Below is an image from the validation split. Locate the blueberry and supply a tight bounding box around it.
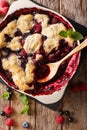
[65,111,70,116]
[58,110,65,115]
[68,116,73,122]
[6,87,12,92]
[22,121,29,128]
[0,111,6,116]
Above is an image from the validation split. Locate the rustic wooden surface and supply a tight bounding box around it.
[0,0,87,130]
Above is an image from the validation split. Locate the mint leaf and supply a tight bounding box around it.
[69,31,83,40]
[1,92,10,99]
[59,30,67,37]
[20,105,28,114]
[59,29,83,40]
[19,94,28,105]
[19,94,31,115]
[67,29,73,35]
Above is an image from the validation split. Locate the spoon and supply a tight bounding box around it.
[37,39,87,83]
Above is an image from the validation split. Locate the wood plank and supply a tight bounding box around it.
[0,83,9,130]
[35,103,62,130]
[33,0,60,12]
[62,89,87,130]
[11,91,36,130]
[61,0,87,26]
[60,0,87,130]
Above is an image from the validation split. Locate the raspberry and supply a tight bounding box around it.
[55,115,64,124]
[4,106,13,115]
[1,6,9,15]
[0,0,9,8]
[0,9,3,15]
[79,83,87,91]
[5,118,14,126]
[70,85,79,92]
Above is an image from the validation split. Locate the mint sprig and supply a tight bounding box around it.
[1,92,11,99]
[19,94,31,115]
[59,30,67,38]
[59,29,83,40]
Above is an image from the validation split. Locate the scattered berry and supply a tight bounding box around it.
[65,111,70,116]
[0,0,9,8]
[79,83,87,91]
[22,121,29,128]
[5,118,14,126]
[55,115,64,124]
[0,111,6,116]
[68,116,73,122]
[0,0,9,15]
[0,10,3,15]
[1,6,9,15]
[4,106,13,115]
[6,87,11,92]
[70,85,79,92]
[58,109,65,115]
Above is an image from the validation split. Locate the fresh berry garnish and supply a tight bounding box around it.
[5,118,14,126]
[79,83,87,91]
[70,85,79,92]
[0,0,9,8]
[55,115,64,124]
[6,87,12,92]
[22,121,29,128]
[1,6,9,15]
[58,109,65,115]
[4,106,13,115]
[68,116,73,122]
[65,111,70,116]
[0,111,6,116]
[0,9,3,15]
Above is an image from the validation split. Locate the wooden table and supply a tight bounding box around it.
[0,0,87,130]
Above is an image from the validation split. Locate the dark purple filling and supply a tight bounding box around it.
[0,8,79,95]
[36,65,50,80]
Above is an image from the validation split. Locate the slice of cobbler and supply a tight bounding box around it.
[0,8,79,95]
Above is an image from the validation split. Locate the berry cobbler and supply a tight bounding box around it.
[0,8,79,95]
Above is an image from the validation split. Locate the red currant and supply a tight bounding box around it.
[5,118,14,126]
[55,115,64,124]
[4,106,13,115]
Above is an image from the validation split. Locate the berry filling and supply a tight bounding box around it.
[0,8,80,95]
